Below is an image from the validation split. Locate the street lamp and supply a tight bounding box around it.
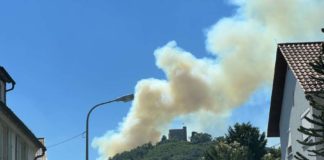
[85,94,134,160]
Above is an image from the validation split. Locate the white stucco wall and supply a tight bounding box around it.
[0,110,39,160]
[279,67,321,160]
[279,67,296,160]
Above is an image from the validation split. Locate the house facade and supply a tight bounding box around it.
[268,42,324,160]
[0,66,46,160]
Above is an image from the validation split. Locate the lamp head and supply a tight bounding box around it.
[115,94,134,102]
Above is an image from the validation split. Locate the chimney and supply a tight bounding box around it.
[0,66,15,104]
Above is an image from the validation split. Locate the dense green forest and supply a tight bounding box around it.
[110,123,280,160]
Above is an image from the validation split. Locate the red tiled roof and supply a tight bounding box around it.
[279,42,324,93]
[268,41,324,137]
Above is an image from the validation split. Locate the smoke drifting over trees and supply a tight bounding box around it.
[93,0,324,159]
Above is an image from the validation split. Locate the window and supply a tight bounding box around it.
[3,126,8,160]
[21,142,27,160]
[8,129,13,160]
[0,123,9,160]
[0,124,3,160]
[15,135,29,160]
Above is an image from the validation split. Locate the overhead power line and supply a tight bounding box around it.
[47,131,85,149]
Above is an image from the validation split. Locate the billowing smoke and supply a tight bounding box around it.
[93,0,324,158]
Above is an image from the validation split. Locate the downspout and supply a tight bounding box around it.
[4,81,15,104]
[5,81,15,92]
[34,147,47,160]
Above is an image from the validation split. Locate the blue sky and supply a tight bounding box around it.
[0,1,278,159]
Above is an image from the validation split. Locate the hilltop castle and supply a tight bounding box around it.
[168,126,187,141]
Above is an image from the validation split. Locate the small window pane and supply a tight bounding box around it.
[0,124,3,160]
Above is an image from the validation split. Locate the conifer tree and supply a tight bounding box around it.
[295,52,324,159]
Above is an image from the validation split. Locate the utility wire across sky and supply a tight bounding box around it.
[47,131,86,149]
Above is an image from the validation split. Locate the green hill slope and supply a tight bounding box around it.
[111,140,212,160]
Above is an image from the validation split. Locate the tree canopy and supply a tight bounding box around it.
[204,140,249,160]
[225,122,267,160]
[190,132,212,144]
[295,54,324,159]
[110,123,277,160]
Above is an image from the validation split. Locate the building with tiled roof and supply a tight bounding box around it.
[268,41,323,160]
[0,66,46,160]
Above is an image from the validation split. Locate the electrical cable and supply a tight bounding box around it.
[47,131,86,149]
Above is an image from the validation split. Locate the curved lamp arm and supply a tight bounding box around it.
[86,94,134,160]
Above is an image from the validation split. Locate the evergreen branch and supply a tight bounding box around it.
[309,101,324,110]
[295,53,324,159]
[297,139,324,146]
[308,149,324,157]
[316,93,324,99]
[312,114,324,122]
[303,127,324,133]
[304,116,324,128]
[295,152,309,160]
[298,126,323,137]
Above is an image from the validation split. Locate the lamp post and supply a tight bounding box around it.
[85,94,134,160]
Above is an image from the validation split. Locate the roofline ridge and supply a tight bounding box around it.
[278,41,324,46]
[0,101,46,150]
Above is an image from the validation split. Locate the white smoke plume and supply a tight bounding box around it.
[93,0,324,158]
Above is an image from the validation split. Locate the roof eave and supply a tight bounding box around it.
[0,66,15,84]
[267,47,287,137]
[0,102,46,149]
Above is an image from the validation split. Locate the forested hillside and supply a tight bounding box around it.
[110,123,280,160]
